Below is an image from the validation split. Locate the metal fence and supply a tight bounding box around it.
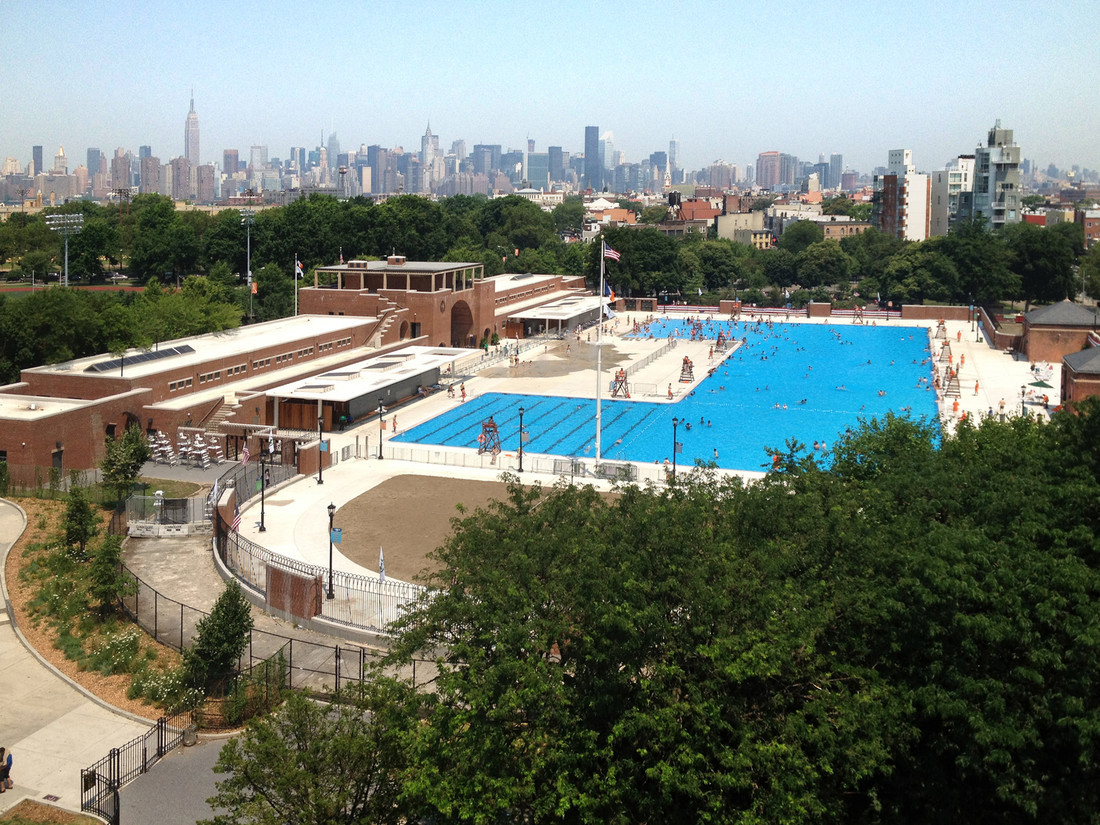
[80,711,191,825]
[118,563,435,697]
[221,459,298,508]
[126,494,210,525]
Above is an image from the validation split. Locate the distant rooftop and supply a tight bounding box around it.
[1025,301,1100,328]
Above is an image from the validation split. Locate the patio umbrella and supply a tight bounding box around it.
[1029,380,1053,389]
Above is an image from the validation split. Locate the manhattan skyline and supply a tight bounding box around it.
[3,0,1098,176]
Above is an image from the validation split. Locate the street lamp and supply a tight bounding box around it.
[317,416,325,485]
[241,208,255,321]
[258,447,267,532]
[377,399,385,460]
[671,417,679,484]
[1021,385,1026,417]
[45,213,84,287]
[518,407,525,473]
[326,502,336,599]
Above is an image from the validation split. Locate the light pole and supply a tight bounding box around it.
[1020,385,1026,417]
[518,407,525,473]
[258,447,267,532]
[241,208,255,320]
[317,416,325,485]
[671,417,679,484]
[326,502,336,599]
[45,213,84,287]
[377,399,385,460]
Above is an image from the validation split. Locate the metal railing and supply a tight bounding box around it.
[80,711,192,825]
[127,494,210,525]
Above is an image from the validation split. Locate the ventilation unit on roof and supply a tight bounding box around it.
[387,255,407,266]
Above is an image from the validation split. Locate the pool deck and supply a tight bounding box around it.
[232,309,1053,582]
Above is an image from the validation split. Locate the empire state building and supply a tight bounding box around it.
[184,91,200,167]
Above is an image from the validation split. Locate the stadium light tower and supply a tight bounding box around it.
[45,213,84,287]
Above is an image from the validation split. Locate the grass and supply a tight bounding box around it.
[136,477,203,498]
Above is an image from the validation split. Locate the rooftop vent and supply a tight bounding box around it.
[387,255,407,266]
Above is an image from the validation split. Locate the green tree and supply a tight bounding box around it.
[202,687,408,825]
[881,240,960,304]
[795,239,851,287]
[776,219,824,255]
[184,579,254,692]
[63,486,99,559]
[1005,221,1077,308]
[939,217,1017,304]
[551,197,586,233]
[100,425,151,505]
[640,204,670,224]
[1079,241,1100,300]
[88,533,135,615]
[252,263,294,322]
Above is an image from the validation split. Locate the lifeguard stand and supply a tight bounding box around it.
[938,341,953,363]
[714,331,728,353]
[611,368,631,398]
[679,356,694,383]
[934,321,947,340]
[477,417,501,462]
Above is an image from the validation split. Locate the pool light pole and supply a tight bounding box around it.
[1020,385,1026,417]
[326,502,336,599]
[377,399,385,460]
[671,417,679,484]
[317,416,324,485]
[517,406,525,473]
[258,448,268,532]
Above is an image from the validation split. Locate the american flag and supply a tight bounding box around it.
[602,242,620,262]
[241,445,250,466]
[231,502,242,533]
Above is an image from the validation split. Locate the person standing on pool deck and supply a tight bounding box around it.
[461,384,467,403]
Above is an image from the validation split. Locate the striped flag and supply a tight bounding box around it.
[231,502,242,533]
[379,546,386,583]
[602,242,620,261]
[241,445,250,466]
[295,258,304,279]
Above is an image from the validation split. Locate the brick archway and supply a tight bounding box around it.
[451,300,473,347]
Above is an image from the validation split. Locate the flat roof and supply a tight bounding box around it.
[0,394,97,421]
[267,345,468,404]
[489,271,561,294]
[29,315,373,381]
[505,294,607,322]
[318,260,480,274]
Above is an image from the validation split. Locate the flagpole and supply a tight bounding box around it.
[294,254,299,316]
[595,246,604,467]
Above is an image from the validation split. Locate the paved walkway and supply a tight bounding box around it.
[0,499,149,817]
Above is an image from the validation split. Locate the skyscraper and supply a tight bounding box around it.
[756,151,780,188]
[224,149,239,175]
[32,145,43,176]
[184,91,200,168]
[548,146,564,182]
[87,148,103,176]
[829,153,843,191]
[584,126,600,190]
[968,121,1021,229]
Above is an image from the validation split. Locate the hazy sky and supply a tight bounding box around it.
[3,0,1097,176]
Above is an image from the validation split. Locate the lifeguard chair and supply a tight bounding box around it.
[679,356,694,383]
[714,331,728,353]
[477,417,502,463]
[611,368,631,398]
[934,320,947,340]
[938,341,953,363]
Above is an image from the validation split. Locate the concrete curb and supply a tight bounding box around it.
[0,497,176,728]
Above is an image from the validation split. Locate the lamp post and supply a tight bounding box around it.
[45,213,84,287]
[241,208,255,320]
[377,399,385,460]
[518,406,525,473]
[258,448,267,532]
[317,415,324,485]
[671,417,679,484]
[326,502,336,599]
[1021,385,1026,417]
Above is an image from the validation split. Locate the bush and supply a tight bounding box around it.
[184,580,254,692]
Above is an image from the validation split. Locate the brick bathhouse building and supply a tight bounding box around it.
[1021,301,1100,407]
[0,258,597,486]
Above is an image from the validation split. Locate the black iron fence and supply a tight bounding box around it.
[80,711,191,825]
[118,563,435,700]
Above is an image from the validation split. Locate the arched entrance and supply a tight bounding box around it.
[451,300,473,348]
[399,320,410,339]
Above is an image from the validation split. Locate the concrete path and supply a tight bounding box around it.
[0,498,150,816]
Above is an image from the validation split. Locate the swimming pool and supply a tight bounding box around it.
[393,321,939,472]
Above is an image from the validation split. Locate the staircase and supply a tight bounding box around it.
[204,400,241,437]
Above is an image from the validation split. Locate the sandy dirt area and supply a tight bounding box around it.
[332,475,514,584]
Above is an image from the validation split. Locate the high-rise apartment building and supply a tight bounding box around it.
[139,155,161,194]
[968,121,1021,230]
[170,156,190,200]
[184,92,200,169]
[584,126,601,190]
[929,155,975,236]
[872,149,930,241]
[110,149,132,190]
[224,149,239,175]
[756,151,780,188]
[525,152,549,189]
[548,146,564,182]
[86,148,103,176]
[779,153,799,186]
[196,164,216,203]
[32,146,43,176]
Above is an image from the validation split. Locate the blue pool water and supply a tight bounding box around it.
[393,321,939,472]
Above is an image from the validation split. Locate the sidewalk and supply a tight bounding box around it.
[0,499,149,816]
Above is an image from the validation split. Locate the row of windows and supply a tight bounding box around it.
[252,357,271,370]
[169,378,194,392]
[228,363,246,376]
[199,370,221,384]
[297,346,314,357]
[276,352,294,365]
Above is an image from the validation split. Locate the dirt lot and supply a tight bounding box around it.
[330,475,513,584]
